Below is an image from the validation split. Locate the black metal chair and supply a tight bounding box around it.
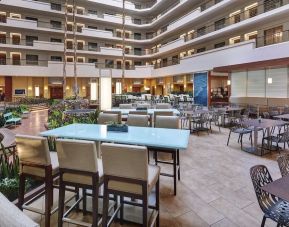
[227,123,252,149]
[277,154,289,177]
[250,165,289,227]
[262,129,289,153]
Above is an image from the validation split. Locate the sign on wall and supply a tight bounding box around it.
[194,72,208,106]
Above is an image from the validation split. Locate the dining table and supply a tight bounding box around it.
[214,107,244,127]
[262,175,289,203]
[242,119,286,156]
[40,123,190,195]
[106,108,180,116]
[274,114,289,121]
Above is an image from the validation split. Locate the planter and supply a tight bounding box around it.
[107,124,128,132]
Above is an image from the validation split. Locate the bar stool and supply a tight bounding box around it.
[56,139,104,227]
[16,135,59,227]
[101,143,160,227]
[127,114,149,127]
[154,115,180,195]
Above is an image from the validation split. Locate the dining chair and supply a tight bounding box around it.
[127,114,149,127]
[16,135,59,227]
[156,103,171,109]
[277,154,289,177]
[129,110,148,115]
[154,115,180,195]
[250,165,289,227]
[227,123,252,149]
[98,113,120,124]
[153,111,173,125]
[137,103,151,109]
[101,143,160,227]
[56,139,104,227]
[119,104,133,109]
[262,129,289,153]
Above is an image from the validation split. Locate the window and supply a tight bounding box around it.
[26,54,38,65]
[26,35,38,46]
[116,61,122,69]
[77,24,83,32]
[215,0,223,3]
[88,58,98,64]
[11,34,21,45]
[77,41,84,50]
[50,20,62,29]
[233,13,241,23]
[88,26,98,30]
[88,10,97,15]
[197,27,206,37]
[134,48,142,56]
[76,7,84,15]
[0,13,7,23]
[215,18,226,31]
[134,18,141,25]
[12,53,21,65]
[134,61,142,66]
[51,38,62,43]
[66,57,74,62]
[229,36,241,44]
[77,57,85,63]
[197,47,206,53]
[0,33,6,44]
[10,13,21,19]
[51,56,62,62]
[248,6,258,18]
[105,59,114,68]
[264,26,283,45]
[214,42,226,48]
[25,16,38,22]
[134,33,141,40]
[88,42,98,51]
[0,52,6,65]
[66,40,73,49]
[264,0,283,12]
[51,3,61,11]
[172,55,179,65]
[67,23,73,32]
[162,58,168,67]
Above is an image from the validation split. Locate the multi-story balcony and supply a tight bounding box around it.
[1,40,289,78]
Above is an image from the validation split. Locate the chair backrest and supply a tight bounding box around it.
[155,115,179,129]
[56,139,98,173]
[129,110,148,115]
[16,135,51,166]
[277,154,289,177]
[154,111,173,123]
[137,103,150,109]
[156,103,171,109]
[101,143,148,181]
[250,165,276,213]
[99,112,120,124]
[127,114,149,127]
[119,104,133,109]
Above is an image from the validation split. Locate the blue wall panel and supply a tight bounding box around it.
[194,72,208,106]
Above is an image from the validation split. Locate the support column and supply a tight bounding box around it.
[4,76,12,102]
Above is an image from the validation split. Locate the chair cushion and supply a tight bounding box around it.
[108,165,160,195]
[0,193,39,227]
[62,159,103,186]
[22,152,59,178]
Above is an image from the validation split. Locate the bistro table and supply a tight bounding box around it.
[215,107,244,127]
[40,123,190,195]
[242,119,286,155]
[274,114,289,121]
[262,175,289,203]
[182,110,212,133]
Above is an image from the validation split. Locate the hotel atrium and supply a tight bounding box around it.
[0,0,289,226]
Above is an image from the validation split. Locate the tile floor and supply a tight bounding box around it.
[11,110,284,227]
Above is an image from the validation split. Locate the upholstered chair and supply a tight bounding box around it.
[137,103,151,109]
[101,143,160,227]
[16,135,59,227]
[156,103,171,109]
[127,114,149,127]
[153,111,173,124]
[102,111,122,123]
[56,139,104,227]
[98,113,120,124]
[119,104,133,109]
[153,115,180,195]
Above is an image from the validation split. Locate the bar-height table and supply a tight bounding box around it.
[40,123,190,195]
[242,119,286,156]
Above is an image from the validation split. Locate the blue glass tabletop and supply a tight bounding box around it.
[106,109,180,115]
[40,123,190,150]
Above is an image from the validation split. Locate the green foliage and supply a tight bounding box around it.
[0,178,20,201]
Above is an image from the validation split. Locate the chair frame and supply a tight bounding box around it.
[102,174,160,227]
[18,161,59,227]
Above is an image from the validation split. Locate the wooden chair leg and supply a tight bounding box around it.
[58,177,65,227]
[92,185,99,227]
[173,151,177,196]
[45,171,53,227]
[227,131,231,146]
[156,179,160,227]
[102,179,109,227]
[142,188,148,227]
[18,173,25,210]
[83,188,87,215]
[177,149,180,181]
[120,196,124,225]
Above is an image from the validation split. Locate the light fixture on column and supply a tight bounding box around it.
[35,86,40,97]
[90,81,97,101]
[100,69,112,110]
[267,77,273,84]
[227,80,231,86]
[116,81,122,95]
